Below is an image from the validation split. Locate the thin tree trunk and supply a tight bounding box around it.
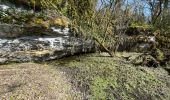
[93,37,114,57]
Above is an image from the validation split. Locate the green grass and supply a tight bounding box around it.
[49,53,170,100]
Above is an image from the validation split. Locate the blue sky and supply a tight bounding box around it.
[96,0,151,16]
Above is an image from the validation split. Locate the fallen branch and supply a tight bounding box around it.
[93,37,114,57]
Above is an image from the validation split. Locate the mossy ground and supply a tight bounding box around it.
[49,53,170,100]
[0,53,170,99]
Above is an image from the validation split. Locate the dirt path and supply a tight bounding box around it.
[0,63,81,100]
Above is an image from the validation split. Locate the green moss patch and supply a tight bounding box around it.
[49,53,170,100]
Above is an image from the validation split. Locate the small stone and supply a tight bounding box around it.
[0,58,8,64]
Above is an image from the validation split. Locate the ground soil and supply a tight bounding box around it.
[0,63,81,100]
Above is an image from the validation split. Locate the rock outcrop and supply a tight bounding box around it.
[0,4,95,64]
[0,23,71,38]
[0,24,95,64]
[0,36,95,64]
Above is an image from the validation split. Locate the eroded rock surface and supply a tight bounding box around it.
[0,35,95,64]
[0,24,71,38]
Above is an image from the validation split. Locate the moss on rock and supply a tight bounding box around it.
[0,7,70,29]
[50,16,70,28]
[1,0,63,10]
[29,16,70,29]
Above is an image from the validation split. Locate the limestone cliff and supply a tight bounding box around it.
[0,3,95,64]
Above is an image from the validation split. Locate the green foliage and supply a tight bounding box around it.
[67,0,95,20]
[9,96,13,100]
[130,22,153,29]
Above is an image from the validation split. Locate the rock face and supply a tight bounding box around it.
[0,24,24,38]
[0,23,71,38]
[0,23,95,64]
[115,35,157,52]
[0,3,96,64]
[1,0,43,10]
